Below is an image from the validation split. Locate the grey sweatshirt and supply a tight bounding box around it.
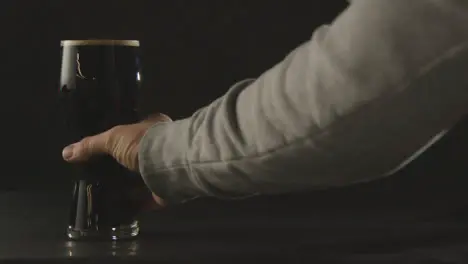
[139,0,468,205]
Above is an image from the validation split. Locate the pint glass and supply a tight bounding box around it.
[59,40,143,240]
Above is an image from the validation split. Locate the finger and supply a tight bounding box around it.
[141,199,161,212]
[152,193,166,207]
[141,194,165,211]
[62,132,110,162]
[127,188,162,212]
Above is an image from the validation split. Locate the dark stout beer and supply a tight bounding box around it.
[59,40,144,240]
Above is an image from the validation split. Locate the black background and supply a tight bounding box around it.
[0,1,348,190]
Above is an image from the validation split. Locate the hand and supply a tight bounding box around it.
[62,113,172,209]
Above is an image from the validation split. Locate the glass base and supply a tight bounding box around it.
[67,220,140,241]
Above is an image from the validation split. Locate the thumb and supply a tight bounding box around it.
[62,132,110,162]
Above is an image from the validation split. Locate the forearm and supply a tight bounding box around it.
[139,0,468,204]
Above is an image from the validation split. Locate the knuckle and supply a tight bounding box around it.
[106,127,121,145]
[161,113,172,121]
[80,137,92,147]
[108,125,121,134]
[113,125,125,130]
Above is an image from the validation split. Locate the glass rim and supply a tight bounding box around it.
[60,40,140,47]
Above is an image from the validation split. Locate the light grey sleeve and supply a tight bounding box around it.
[139,0,468,204]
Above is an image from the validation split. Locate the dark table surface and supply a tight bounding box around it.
[3,189,468,264]
[6,103,468,262]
